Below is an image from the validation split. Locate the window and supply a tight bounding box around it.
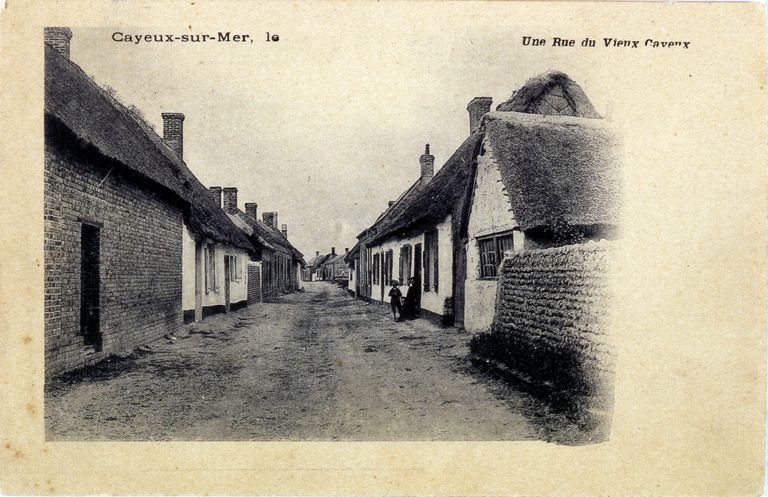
[225,255,242,282]
[385,250,393,285]
[399,245,411,283]
[205,243,217,293]
[423,229,439,292]
[478,232,514,278]
[373,253,380,284]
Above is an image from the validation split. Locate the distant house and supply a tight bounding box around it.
[346,70,620,329]
[43,28,252,375]
[222,192,305,300]
[317,248,349,282]
[304,251,330,281]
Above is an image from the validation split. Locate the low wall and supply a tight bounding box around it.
[476,241,616,410]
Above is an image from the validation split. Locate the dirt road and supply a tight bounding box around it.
[46,282,571,441]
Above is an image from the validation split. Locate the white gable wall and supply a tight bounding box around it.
[464,138,522,332]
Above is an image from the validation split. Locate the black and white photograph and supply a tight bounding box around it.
[1,2,766,495]
[43,25,621,445]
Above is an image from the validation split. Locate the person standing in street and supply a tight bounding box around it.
[389,280,403,322]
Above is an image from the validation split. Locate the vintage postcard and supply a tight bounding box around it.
[0,1,765,495]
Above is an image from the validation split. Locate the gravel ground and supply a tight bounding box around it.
[45,282,593,443]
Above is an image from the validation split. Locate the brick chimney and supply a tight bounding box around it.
[262,212,278,229]
[419,144,434,182]
[209,186,222,208]
[222,187,237,213]
[44,27,73,59]
[331,247,336,257]
[161,113,185,160]
[345,247,349,253]
[281,224,288,238]
[245,202,258,220]
[388,201,395,208]
[467,97,493,133]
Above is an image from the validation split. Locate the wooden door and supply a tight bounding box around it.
[80,223,101,349]
[224,256,231,312]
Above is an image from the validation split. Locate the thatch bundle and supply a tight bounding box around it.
[495,70,601,119]
[484,111,621,233]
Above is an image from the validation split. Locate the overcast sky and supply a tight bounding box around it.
[70,18,609,258]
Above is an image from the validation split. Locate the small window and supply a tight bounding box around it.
[478,232,514,278]
[205,243,217,293]
[373,253,380,284]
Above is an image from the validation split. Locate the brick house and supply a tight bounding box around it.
[44,28,252,376]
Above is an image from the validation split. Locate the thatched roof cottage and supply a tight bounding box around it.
[44,28,255,375]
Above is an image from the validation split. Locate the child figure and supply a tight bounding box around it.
[388,280,403,322]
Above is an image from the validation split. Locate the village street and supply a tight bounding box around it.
[45,282,579,442]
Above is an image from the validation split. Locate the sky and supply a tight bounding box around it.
[69,15,610,258]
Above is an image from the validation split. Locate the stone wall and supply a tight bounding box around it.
[488,241,616,396]
[44,137,184,377]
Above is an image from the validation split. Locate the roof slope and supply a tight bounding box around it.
[232,210,305,263]
[368,132,484,246]
[484,111,621,232]
[45,44,252,250]
[496,70,601,119]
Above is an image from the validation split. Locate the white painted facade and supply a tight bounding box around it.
[182,222,250,320]
[348,260,356,294]
[464,138,525,332]
[368,216,453,317]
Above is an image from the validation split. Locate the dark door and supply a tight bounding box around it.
[224,256,231,312]
[413,243,422,306]
[80,223,101,350]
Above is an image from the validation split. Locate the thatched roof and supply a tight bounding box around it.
[367,132,483,246]
[232,209,304,263]
[495,70,601,119]
[483,111,621,232]
[44,44,253,251]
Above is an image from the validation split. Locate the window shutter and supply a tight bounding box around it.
[433,230,439,293]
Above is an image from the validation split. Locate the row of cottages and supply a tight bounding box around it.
[303,252,329,281]
[218,189,305,299]
[345,70,620,331]
[301,248,349,282]
[43,28,292,376]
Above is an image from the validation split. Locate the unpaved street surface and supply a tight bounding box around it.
[47,282,570,441]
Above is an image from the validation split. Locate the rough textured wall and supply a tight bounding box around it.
[490,241,616,393]
[44,141,183,377]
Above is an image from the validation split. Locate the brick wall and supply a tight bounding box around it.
[44,136,184,377]
[488,241,616,397]
[247,263,262,305]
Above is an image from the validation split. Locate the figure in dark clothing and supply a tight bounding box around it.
[403,277,421,319]
[388,280,403,321]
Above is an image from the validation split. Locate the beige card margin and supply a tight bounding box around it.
[1,1,766,495]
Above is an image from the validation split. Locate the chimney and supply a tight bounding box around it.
[209,186,222,208]
[281,224,288,238]
[345,248,349,253]
[262,212,278,229]
[316,251,320,257]
[161,113,185,159]
[44,27,73,59]
[467,97,493,134]
[419,144,434,182]
[222,187,238,213]
[331,247,336,257]
[245,202,258,220]
[388,201,395,208]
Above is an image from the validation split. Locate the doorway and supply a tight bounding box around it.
[80,223,101,350]
[224,255,231,312]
